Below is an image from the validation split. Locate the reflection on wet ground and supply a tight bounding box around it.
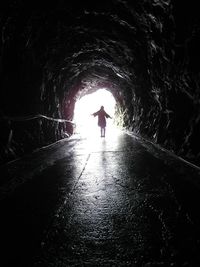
[0,131,200,266]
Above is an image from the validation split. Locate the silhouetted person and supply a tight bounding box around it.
[92,106,112,137]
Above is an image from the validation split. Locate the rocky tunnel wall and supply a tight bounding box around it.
[0,0,199,166]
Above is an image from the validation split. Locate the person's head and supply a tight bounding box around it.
[100,106,104,110]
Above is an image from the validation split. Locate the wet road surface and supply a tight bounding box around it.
[1,131,200,266]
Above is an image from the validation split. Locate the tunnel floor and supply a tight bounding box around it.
[0,131,200,266]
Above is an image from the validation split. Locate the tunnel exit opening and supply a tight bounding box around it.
[74,89,118,137]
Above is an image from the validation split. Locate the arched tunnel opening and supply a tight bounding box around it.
[73,88,117,137]
[1,1,200,266]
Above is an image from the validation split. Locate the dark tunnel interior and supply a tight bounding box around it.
[0,0,200,166]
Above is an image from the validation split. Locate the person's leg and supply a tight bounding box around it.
[101,127,103,137]
[103,127,105,137]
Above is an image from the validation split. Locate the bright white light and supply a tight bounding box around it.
[74,89,117,137]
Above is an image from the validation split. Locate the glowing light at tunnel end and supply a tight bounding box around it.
[74,89,119,137]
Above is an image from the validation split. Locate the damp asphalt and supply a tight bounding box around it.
[0,130,200,266]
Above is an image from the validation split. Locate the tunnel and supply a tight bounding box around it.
[0,0,199,165]
[0,0,200,266]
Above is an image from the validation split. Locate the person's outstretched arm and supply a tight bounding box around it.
[92,111,99,117]
[105,112,112,119]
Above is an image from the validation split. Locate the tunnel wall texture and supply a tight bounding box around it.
[0,0,200,166]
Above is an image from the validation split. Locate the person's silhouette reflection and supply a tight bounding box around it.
[92,106,112,137]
